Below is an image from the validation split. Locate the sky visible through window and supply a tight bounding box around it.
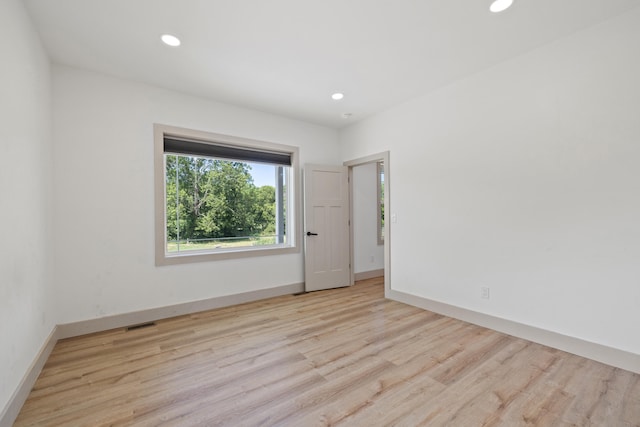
[250,162,277,187]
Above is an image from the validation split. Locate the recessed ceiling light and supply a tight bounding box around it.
[161,34,181,47]
[342,113,353,119]
[331,93,344,101]
[490,0,513,13]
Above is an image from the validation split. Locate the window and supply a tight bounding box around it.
[377,161,385,245]
[154,124,300,265]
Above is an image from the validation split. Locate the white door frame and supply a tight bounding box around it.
[344,151,391,296]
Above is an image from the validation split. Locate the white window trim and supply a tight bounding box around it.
[154,124,301,266]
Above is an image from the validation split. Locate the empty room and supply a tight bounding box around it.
[2,0,640,425]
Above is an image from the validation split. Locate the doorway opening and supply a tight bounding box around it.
[345,152,390,296]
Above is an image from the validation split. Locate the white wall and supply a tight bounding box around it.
[339,8,640,356]
[52,65,340,324]
[352,163,384,274]
[0,0,54,413]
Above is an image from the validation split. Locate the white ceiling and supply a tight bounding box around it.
[25,0,640,128]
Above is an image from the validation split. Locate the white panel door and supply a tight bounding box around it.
[304,164,350,292]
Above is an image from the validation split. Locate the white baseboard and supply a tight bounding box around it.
[387,289,640,375]
[58,282,304,339]
[0,326,59,427]
[354,269,384,281]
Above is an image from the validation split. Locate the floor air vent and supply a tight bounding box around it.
[126,322,156,331]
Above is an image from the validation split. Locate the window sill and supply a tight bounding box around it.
[155,244,299,266]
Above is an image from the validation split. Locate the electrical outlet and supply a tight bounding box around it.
[370,255,375,263]
[480,286,490,299]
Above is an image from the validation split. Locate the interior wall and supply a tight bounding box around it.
[339,8,640,356]
[352,163,384,274]
[52,65,340,325]
[0,0,54,413]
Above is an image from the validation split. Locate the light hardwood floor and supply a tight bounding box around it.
[15,278,640,426]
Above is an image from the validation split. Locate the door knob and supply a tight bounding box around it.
[306,231,318,236]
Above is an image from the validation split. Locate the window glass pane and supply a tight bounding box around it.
[165,154,288,253]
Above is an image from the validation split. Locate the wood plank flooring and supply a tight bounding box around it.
[15,278,640,426]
